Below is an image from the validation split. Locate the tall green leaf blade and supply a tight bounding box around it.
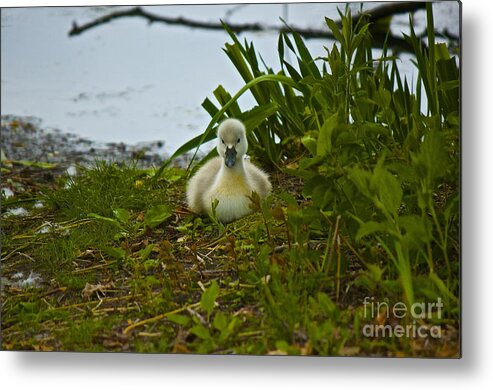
[213,85,242,117]
[325,17,346,50]
[240,103,278,131]
[200,280,219,316]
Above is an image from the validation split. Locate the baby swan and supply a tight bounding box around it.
[186,118,272,223]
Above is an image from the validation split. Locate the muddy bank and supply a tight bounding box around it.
[1,115,203,171]
[0,115,174,169]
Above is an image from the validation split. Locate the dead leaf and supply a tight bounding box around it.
[82,281,115,299]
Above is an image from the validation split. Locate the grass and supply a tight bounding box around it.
[1,5,460,356]
[1,157,458,356]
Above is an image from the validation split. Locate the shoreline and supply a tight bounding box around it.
[1,115,171,169]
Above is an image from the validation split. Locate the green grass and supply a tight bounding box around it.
[1,159,458,356]
[44,160,172,219]
[1,5,459,356]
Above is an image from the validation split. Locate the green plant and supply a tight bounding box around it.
[175,3,459,330]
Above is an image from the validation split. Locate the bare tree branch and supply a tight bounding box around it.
[69,6,275,37]
[349,1,427,25]
[68,3,457,53]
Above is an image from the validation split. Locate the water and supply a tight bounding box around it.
[1,2,459,154]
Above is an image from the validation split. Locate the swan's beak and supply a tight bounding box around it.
[225,146,237,168]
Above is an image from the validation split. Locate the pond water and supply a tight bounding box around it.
[1,2,459,154]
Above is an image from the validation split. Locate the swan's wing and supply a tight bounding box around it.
[245,162,272,198]
[186,157,222,213]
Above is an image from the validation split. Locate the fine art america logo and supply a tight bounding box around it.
[362,296,443,339]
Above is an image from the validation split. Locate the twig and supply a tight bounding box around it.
[324,215,341,274]
[349,2,427,26]
[66,3,454,53]
[72,260,117,274]
[69,6,272,37]
[39,287,67,298]
[186,307,207,326]
[123,291,234,334]
[2,243,35,262]
[123,302,200,335]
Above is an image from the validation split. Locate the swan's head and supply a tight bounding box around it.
[216,118,248,168]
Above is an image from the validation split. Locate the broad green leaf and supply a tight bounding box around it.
[190,324,211,340]
[347,167,372,198]
[412,131,449,183]
[213,311,228,331]
[372,161,403,215]
[317,113,338,156]
[144,204,172,228]
[113,208,130,224]
[378,171,402,215]
[103,246,126,260]
[399,215,432,248]
[302,174,328,198]
[167,314,190,326]
[301,135,317,156]
[356,220,395,241]
[138,243,155,261]
[200,280,219,316]
[386,162,417,184]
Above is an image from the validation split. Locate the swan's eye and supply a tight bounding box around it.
[237,138,241,143]
[221,139,225,144]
